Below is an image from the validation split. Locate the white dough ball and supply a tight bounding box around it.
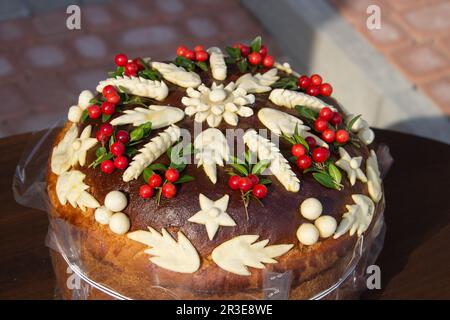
[104,191,128,212]
[109,212,130,235]
[314,215,337,238]
[78,90,94,110]
[94,206,113,225]
[358,128,375,145]
[300,198,323,220]
[67,106,82,122]
[296,223,319,246]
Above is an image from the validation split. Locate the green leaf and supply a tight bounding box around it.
[81,109,89,123]
[89,97,103,105]
[138,68,161,80]
[244,151,253,166]
[294,134,309,151]
[143,168,154,183]
[108,134,115,149]
[328,163,342,185]
[225,46,241,61]
[108,66,124,78]
[195,61,208,72]
[271,76,298,90]
[174,56,195,72]
[312,172,339,190]
[89,152,113,169]
[347,115,361,131]
[237,59,248,73]
[258,178,272,185]
[174,175,195,184]
[95,147,107,158]
[295,105,317,121]
[288,156,297,165]
[129,122,152,143]
[170,161,186,173]
[250,36,262,53]
[125,146,138,157]
[230,155,244,164]
[252,159,270,175]
[148,163,168,172]
[102,113,111,123]
[229,163,249,176]
[282,134,297,146]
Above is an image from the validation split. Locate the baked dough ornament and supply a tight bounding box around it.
[128,227,200,274]
[345,114,375,145]
[211,235,293,276]
[335,147,367,186]
[183,82,255,128]
[110,105,184,129]
[243,129,300,192]
[235,68,279,93]
[188,194,236,240]
[96,76,169,101]
[333,194,375,238]
[56,170,100,211]
[257,108,328,148]
[194,128,230,184]
[123,125,181,182]
[207,47,227,81]
[51,124,97,175]
[366,150,382,203]
[269,88,337,112]
[151,61,201,88]
[67,90,95,123]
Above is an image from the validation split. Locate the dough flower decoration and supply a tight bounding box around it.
[211,235,293,276]
[334,194,375,238]
[335,147,367,186]
[188,194,236,240]
[182,82,255,128]
[128,227,200,274]
[51,124,97,175]
[56,170,100,211]
[235,68,279,93]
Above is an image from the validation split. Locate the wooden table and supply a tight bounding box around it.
[0,129,449,299]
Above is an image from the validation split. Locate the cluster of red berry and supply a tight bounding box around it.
[87,85,120,120]
[314,107,349,144]
[139,168,179,200]
[228,174,268,199]
[176,45,209,62]
[292,136,330,171]
[297,74,333,97]
[114,53,145,77]
[99,130,130,174]
[233,43,274,68]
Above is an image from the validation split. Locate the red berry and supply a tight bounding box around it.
[88,105,101,119]
[114,53,128,67]
[310,74,323,86]
[312,147,330,163]
[99,123,114,137]
[259,45,268,58]
[336,130,349,144]
[262,55,274,68]
[307,85,320,96]
[101,160,115,174]
[115,130,130,144]
[139,185,154,199]
[297,75,311,90]
[248,52,262,65]
[184,50,195,60]
[238,177,253,192]
[162,183,177,198]
[148,174,163,188]
[165,168,180,183]
[133,58,145,71]
[322,129,336,143]
[252,184,268,199]
[110,141,125,157]
[314,118,328,132]
[240,44,250,57]
[296,155,312,170]
[291,144,306,157]
[248,174,259,186]
[319,107,333,121]
[195,50,208,62]
[176,45,187,57]
[101,102,115,115]
[305,136,317,149]
[124,61,138,76]
[319,83,333,97]
[102,85,116,97]
[106,92,120,104]
[330,112,342,126]
[114,155,128,170]
[96,130,108,143]
[228,175,240,190]
[194,45,204,52]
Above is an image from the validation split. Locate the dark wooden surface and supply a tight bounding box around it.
[0,129,449,300]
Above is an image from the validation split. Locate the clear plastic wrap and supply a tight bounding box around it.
[12,122,392,300]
